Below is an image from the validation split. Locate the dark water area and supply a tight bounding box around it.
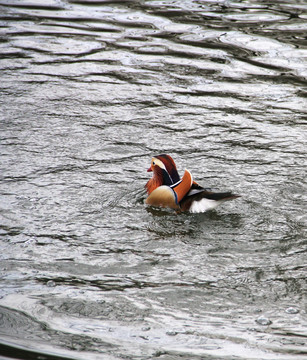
[0,0,306,359]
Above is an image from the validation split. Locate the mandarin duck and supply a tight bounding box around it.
[145,154,240,213]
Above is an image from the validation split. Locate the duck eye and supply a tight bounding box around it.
[152,161,155,165]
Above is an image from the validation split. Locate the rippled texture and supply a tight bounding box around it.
[0,0,306,359]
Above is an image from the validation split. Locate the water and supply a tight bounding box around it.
[0,0,306,359]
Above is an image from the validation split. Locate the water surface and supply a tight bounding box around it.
[0,0,306,359]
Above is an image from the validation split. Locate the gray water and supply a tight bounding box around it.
[0,0,306,359]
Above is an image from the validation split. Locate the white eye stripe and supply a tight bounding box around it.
[152,158,166,170]
[152,157,174,184]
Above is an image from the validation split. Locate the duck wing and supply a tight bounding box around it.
[170,169,193,203]
[180,184,240,213]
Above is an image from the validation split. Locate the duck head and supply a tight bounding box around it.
[145,154,180,194]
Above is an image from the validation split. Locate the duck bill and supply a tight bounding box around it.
[147,167,152,172]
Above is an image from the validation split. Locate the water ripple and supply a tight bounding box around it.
[0,0,306,359]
